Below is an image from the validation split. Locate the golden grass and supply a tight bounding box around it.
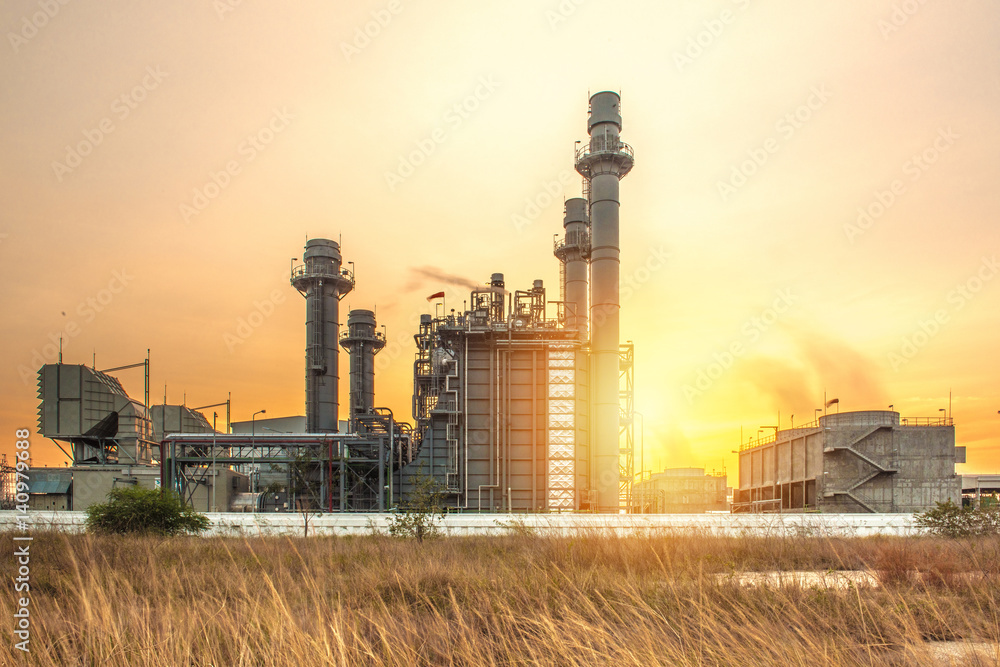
[2,530,999,665]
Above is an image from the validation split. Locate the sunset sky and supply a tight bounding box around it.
[2,0,998,486]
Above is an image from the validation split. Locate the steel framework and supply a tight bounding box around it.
[161,430,412,512]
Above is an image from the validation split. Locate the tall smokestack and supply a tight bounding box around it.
[291,238,354,432]
[339,308,385,420]
[575,91,634,512]
[554,198,589,338]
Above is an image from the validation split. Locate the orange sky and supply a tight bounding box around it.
[2,1,998,486]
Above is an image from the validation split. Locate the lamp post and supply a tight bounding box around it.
[814,408,822,423]
[634,411,645,481]
[939,408,946,425]
[212,411,217,513]
[252,409,266,494]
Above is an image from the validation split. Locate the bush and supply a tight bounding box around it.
[915,499,1000,538]
[387,467,445,543]
[85,486,210,536]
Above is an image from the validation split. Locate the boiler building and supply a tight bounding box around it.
[408,91,636,512]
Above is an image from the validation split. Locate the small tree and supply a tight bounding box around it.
[387,466,446,543]
[916,499,1000,538]
[85,486,210,536]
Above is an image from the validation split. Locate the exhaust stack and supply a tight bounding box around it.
[554,198,590,338]
[340,308,385,422]
[575,91,634,511]
[291,238,354,432]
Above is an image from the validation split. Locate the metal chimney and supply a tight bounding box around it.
[554,198,589,338]
[575,91,634,512]
[291,239,354,433]
[339,309,385,420]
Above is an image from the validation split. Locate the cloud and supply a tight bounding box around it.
[729,325,889,420]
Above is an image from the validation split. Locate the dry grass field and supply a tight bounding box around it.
[2,530,999,666]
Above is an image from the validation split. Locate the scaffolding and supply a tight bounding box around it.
[0,455,15,509]
[618,343,635,510]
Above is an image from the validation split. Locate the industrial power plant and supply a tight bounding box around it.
[26,92,965,515]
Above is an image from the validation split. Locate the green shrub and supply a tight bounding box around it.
[387,467,445,543]
[85,486,210,536]
[915,499,1000,538]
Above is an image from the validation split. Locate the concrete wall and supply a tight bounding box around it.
[28,493,69,511]
[3,510,927,537]
[73,466,161,509]
[67,465,248,512]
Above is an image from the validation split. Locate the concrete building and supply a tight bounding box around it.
[230,415,308,435]
[26,468,73,511]
[734,410,964,513]
[962,474,1000,508]
[633,467,728,513]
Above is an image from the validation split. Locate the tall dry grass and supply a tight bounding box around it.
[1,530,998,665]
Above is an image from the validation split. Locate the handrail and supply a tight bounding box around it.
[339,329,386,343]
[739,415,954,452]
[291,264,355,283]
[575,140,634,162]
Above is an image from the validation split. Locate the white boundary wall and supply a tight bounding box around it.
[0,511,922,537]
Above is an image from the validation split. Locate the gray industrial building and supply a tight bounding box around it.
[734,410,964,513]
[409,92,635,512]
[29,360,252,511]
[962,474,1000,508]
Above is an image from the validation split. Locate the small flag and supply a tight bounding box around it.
[826,398,839,407]
[427,291,445,301]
